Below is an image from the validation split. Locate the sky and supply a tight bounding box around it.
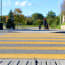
[1,0,63,16]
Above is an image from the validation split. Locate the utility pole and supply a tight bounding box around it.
[0,0,3,30]
[1,0,2,22]
[58,0,61,28]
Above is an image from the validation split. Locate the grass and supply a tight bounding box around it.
[56,25,61,29]
[49,24,61,29]
[19,25,44,27]
[62,22,65,25]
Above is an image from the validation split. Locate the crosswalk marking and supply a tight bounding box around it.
[0,54,64,59]
[0,42,65,44]
[0,47,65,50]
[0,33,65,37]
[0,37,65,39]
[0,32,65,59]
[0,38,65,40]
[1,36,65,38]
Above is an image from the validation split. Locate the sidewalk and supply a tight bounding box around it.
[0,29,65,33]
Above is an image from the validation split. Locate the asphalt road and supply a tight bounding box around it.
[0,31,65,59]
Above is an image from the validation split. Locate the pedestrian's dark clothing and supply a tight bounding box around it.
[35,60,38,65]
[39,24,41,30]
[43,20,47,27]
[43,19,49,29]
[47,24,48,29]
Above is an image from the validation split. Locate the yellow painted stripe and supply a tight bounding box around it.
[0,47,65,50]
[0,38,65,40]
[0,33,65,37]
[8,33,64,35]
[0,54,65,59]
[0,34,65,37]
[0,36,65,38]
[0,42,65,44]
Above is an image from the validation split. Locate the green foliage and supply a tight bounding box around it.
[32,13,44,25]
[6,10,15,29]
[62,22,65,25]
[2,16,6,23]
[2,9,60,29]
[14,15,25,24]
[0,16,6,23]
[56,25,61,29]
[14,8,22,15]
[47,17,54,25]
[47,11,60,28]
[26,17,33,25]
[55,16,60,25]
[6,19,15,29]
[35,19,43,25]
[8,10,14,20]
[14,8,25,25]
[47,11,56,18]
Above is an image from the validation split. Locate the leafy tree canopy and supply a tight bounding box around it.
[47,11,56,18]
[8,10,14,21]
[14,8,22,15]
[32,13,44,24]
[32,13,44,20]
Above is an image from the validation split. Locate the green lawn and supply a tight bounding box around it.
[62,22,65,25]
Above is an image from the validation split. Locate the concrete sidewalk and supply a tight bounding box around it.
[0,29,65,33]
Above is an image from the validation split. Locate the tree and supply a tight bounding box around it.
[26,17,33,25]
[55,16,60,25]
[8,10,14,21]
[14,8,22,15]
[46,11,58,28]
[6,10,15,29]
[32,13,44,25]
[14,8,25,25]
[47,11,56,18]
[35,19,43,25]
[2,16,6,23]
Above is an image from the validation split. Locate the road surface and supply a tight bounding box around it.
[0,31,65,59]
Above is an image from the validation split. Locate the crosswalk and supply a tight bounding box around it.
[0,32,65,59]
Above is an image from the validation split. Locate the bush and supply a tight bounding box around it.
[34,19,43,25]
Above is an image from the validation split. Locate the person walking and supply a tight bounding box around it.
[43,18,49,29]
[39,24,41,30]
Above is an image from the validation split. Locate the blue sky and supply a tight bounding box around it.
[2,0,63,16]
